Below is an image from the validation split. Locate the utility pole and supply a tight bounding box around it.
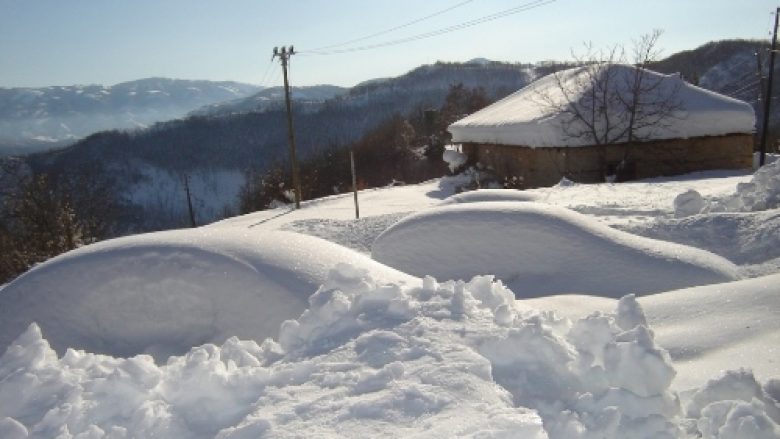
[759,8,779,167]
[350,150,359,219]
[183,173,197,227]
[272,46,302,208]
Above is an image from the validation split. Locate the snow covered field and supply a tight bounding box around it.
[1,158,779,438]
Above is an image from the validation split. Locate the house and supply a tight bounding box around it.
[447,64,755,187]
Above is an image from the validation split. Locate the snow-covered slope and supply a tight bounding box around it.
[1,159,779,438]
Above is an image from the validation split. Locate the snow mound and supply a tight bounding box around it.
[623,209,780,267]
[372,202,738,297]
[701,159,780,213]
[0,265,689,438]
[674,189,706,217]
[687,369,780,439]
[442,188,540,204]
[0,229,415,361]
[525,273,780,391]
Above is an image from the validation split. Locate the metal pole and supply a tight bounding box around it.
[759,8,779,167]
[273,46,302,208]
[350,149,359,219]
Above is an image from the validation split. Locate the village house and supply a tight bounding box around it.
[447,64,756,188]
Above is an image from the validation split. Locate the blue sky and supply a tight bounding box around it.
[0,0,777,88]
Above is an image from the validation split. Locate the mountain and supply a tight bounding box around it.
[651,39,766,104]
[9,39,776,235]
[190,85,348,117]
[0,78,261,155]
[340,61,533,109]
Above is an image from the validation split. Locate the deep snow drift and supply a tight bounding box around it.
[2,266,778,438]
[0,229,415,360]
[626,159,780,277]
[372,202,738,297]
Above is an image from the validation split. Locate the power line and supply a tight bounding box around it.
[723,78,761,98]
[300,0,556,56]
[307,0,475,53]
[268,63,284,87]
[257,60,276,88]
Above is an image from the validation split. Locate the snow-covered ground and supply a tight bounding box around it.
[1,158,779,438]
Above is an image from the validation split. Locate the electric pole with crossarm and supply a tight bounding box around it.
[272,45,302,209]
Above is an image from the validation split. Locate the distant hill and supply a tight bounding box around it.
[0,78,261,155]
[190,85,348,117]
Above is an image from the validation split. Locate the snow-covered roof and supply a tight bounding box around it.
[448,64,756,147]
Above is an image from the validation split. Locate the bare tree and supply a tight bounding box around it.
[536,31,683,149]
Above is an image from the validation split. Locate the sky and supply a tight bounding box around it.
[0,0,777,89]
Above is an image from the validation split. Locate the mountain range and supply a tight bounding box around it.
[0,78,261,155]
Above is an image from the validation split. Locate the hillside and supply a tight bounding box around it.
[190,85,348,117]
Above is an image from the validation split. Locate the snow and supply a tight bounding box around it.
[688,369,780,438]
[707,159,780,213]
[0,229,414,361]
[128,165,244,227]
[448,64,755,147]
[442,188,540,204]
[1,156,780,437]
[442,144,467,172]
[674,189,706,217]
[0,269,699,437]
[372,202,737,297]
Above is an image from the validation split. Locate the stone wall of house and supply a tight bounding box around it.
[462,133,753,188]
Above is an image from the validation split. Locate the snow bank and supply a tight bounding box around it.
[686,369,780,438]
[639,160,780,274]
[624,209,780,269]
[676,159,780,217]
[709,159,780,213]
[0,229,415,361]
[372,202,738,298]
[0,265,694,438]
[522,273,780,392]
[3,265,772,438]
[441,188,540,204]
